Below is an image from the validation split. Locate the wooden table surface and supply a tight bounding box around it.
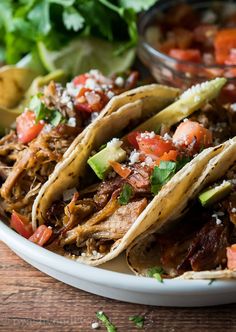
[1,241,236,332]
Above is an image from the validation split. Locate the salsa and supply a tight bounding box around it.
[147,2,236,67]
[145,2,236,101]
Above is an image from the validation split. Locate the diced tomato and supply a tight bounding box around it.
[127,131,140,149]
[137,133,174,157]
[225,50,236,65]
[75,88,108,113]
[214,29,236,64]
[227,244,236,270]
[73,74,88,85]
[10,211,33,238]
[16,111,44,144]
[204,67,224,79]
[169,49,201,63]
[173,120,212,153]
[155,150,178,166]
[75,102,93,113]
[29,225,53,247]
[109,161,131,179]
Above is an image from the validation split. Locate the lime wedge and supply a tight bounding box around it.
[38,37,136,76]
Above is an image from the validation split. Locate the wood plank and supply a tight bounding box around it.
[1,241,236,332]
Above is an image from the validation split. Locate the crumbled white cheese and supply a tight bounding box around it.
[85,91,101,105]
[216,219,222,225]
[66,82,81,97]
[67,101,73,110]
[140,131,155,139]
[61,90,71,104]
[145,156,153,166]
[89,69,100,78]
[107,138,122,148]
[85,78,101,91]
[43,124,53,133]
[129,149,140,164]
[163,133,172,140]
[231,103,236,112]
[92,250,98,256]
[216,211,225,217]
[212,213,222,225]
[81,252,86,257]
[67,117,76,127]
[115,76,124,87]
[91,322,100,329]
[91,112,99,122]
[107,90,115,99]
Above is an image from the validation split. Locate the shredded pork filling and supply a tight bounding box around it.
[56,168,150,256]
[154,168,236,277]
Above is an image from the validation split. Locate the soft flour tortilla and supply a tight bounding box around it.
[31,84,228,266]
[32,84,179,228]
[126,138,236,279]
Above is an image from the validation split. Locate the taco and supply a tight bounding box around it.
[1,70,178,223]
[126,138,236,280]
[30,78,232,264]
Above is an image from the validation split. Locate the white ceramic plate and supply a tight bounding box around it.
[1,220,236,307]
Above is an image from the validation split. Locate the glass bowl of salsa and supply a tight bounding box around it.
[138,0,236,102]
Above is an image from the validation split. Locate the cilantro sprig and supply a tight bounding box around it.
[30,94,64,127]
[148,267,165,283]
[150,161,177,195]
[129,315,145,329]
[96,311,117,332]
[118,183,133,205]
[150,157,191,195]
[0,0,157,64]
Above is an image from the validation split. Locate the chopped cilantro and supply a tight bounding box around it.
[29,94,64,127]
[96,311,117,332]
[176,156,191,171]
[129,315,145,329]
[118,183,133,205]
[50,110,63,126]
[150,161,177,195]
[148,267,165,283]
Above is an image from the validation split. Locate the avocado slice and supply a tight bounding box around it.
[198,180,232,207]
[88,143,126,180]
[136,77,227,131]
